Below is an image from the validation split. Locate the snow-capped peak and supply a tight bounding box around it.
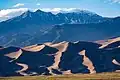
[21,10,32,18]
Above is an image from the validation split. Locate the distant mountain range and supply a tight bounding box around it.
[0,9,119,47]
[0,9,120,77]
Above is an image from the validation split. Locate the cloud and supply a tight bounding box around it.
[0,8,89,22]
[109,0,120,4]
[0,8,28,22]
[36,3,40,6]
[13,3,25,8]
[112,0,120,3]
[35,8,81,14]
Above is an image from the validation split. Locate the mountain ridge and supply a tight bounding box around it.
[0,9,120,47]
[1,9,105,24]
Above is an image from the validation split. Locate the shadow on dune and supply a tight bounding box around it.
[1,38,120,76]
[16,45,58,75]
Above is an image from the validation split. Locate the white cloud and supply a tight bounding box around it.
[34,8,81,14]
[36,3,40,6]
[109,0,120,3]
[13,3,25,8]
[0,8,28,22]
[0,8,89,22]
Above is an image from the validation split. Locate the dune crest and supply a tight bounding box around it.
[48,42,69,74]
[4,49,22,60]
[16,63,29,76]
[99,37,120,49]
[79,50,96,74]
[23,44,45,52]
[112,59,120,66]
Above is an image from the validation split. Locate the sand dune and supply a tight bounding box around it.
[1,37,120,76]
[62,70,72,74]
[112,59,120,66]
[79,50,96,74]
[47,41,69,74]
[4,49,22,60]
[16,63,28,76]
[23,44,45,52]
[98,37,120,49]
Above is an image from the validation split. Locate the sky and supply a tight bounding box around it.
[0,0,120,21]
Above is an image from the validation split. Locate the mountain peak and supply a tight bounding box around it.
[21,10,32,18]
[23,10,32,14]
[35,9,44,13]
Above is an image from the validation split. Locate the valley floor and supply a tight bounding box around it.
[1,72,120,80]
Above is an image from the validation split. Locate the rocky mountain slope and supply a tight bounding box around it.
[0,9,112,47]
[0,16,119,47]
[0,9,106,33]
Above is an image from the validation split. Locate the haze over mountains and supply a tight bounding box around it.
[0,9,119,47]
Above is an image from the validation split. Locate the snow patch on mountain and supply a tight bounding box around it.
[0,8,98,22]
